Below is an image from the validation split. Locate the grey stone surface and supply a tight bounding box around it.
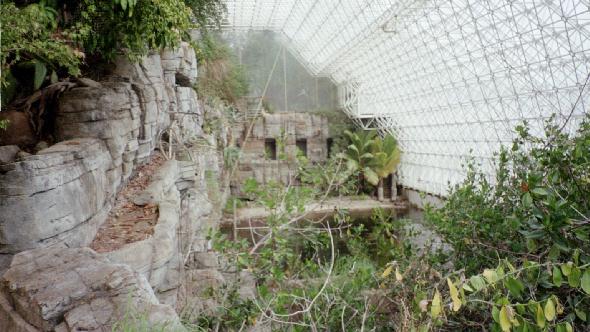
[0,138,111,254]
[112,53,171,150]
[0,145,20,164]
[56,82,141,180]
[75,77,103,89]
[234,112,330,190]
[0,247,185,332]
[33,141,49,153]
[0,47,215,317]
[105,160,202,305]
[15,151,31,160]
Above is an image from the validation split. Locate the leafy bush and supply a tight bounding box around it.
[418,115,590,331]
[1,0,225,97]
[427,116,590,275]
[1,1,81,98]
[205,181,409,330]
[297,154,360,197]
[73,0,194,61]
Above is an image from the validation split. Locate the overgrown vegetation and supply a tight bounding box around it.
[196,35,249,104]
[0,2,82,98]
[1,0,226,107]
[185,115,590,331]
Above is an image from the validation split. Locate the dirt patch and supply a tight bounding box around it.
[90,153,166,253]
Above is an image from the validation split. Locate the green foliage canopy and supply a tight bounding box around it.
[0,0,226,95]
[0,2,81,86]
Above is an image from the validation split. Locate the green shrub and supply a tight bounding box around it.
[1,1,81,97]
[1,0,225,94]
[419,115,590,331]
[73,0,193,62]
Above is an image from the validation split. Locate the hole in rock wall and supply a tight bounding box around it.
[296,139,307,157]
[265,138,277,160]
[327,138,334,157]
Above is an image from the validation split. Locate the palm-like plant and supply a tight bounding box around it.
[369,134,401,201]
[340,130,401,200]
[340,130,378,193]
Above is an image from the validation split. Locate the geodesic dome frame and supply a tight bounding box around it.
[222,0,590,196]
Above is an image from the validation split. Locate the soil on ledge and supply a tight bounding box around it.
[90,153,166,253]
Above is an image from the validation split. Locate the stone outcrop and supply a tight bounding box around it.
[0,42,202,258]
[0,145,20,164]
[56,82,142,192]
[0,138,111,255]
[0,247,185,332]
[105,160,212,306]
[0,40,214,330]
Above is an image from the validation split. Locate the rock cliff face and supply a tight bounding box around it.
[0,42,226,330]
[0,248,185,332]
[105,160,212,306]
[0,139,111,255]
[0,42,202,257]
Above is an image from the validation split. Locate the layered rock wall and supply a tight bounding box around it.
[0,42,221,331]
[0,248,185,332]
[0,139,111,254]
[105,160,213,306]
[0,42,201,258]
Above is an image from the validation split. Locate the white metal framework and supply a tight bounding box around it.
[223,0,590,196]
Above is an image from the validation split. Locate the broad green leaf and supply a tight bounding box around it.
[505,277,524,299]
[561,262,573,276]
[548,244,560,260]
[462,283,474,292]
[581,268,590,294]
[522,192,533,208]
[568,267,581,287]
[470,275,486,291]
[447,278,461,311]
[531,188,549,196]
[544,299,555,321]
[552,266,562,286]
[565,322,573,332]
[34,61,47,90]
[575,308,587,321]
[430,289,442,319]
[535,303,545,328]
[499,305,511,331]
[492,306,500,323]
